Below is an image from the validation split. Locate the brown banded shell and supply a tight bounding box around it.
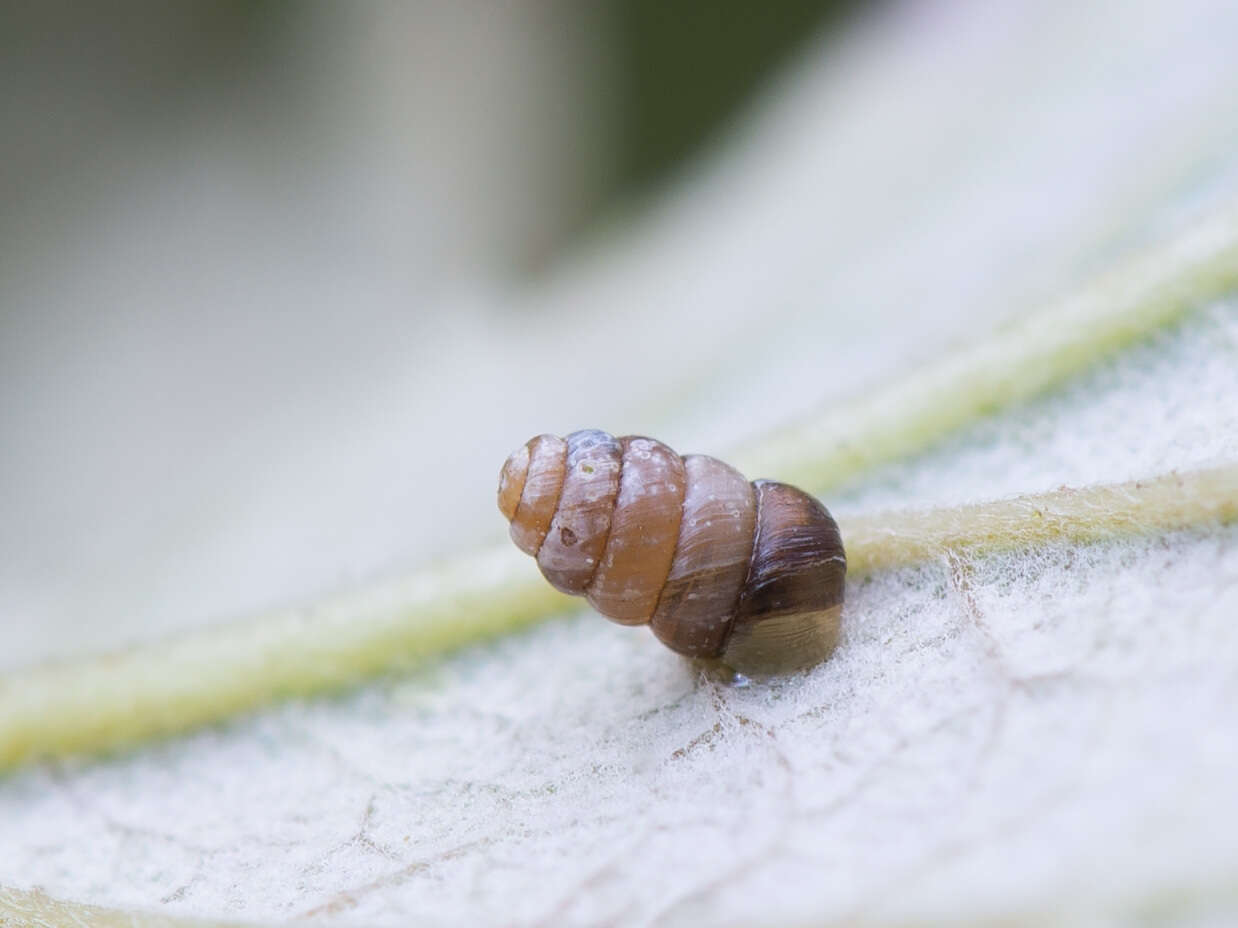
[498,430,846,674]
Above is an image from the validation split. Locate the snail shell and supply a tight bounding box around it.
[498,430,846,674]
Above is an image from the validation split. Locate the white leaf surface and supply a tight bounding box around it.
[4,0,1238,925]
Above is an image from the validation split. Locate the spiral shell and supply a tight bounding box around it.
[498,430,846,674]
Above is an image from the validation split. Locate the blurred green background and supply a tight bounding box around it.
[611,0,865,201]
[2,0,867,272]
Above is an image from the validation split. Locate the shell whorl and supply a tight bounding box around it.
[499,430,846,673]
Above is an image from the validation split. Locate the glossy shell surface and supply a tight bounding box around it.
[499,430,846,673]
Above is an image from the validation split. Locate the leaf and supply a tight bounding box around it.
[5,1,1238,925]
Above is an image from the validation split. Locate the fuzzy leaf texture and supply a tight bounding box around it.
[4,1,1238,925]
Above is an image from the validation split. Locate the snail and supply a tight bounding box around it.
[497,430,846,674]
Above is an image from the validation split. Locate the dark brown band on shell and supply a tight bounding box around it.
[722,480,846,673]
[537,429,623,594]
